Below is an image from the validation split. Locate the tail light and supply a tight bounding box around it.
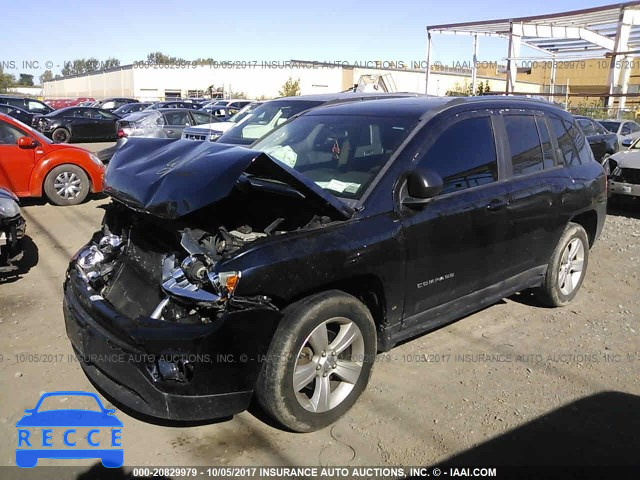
[117,129,127,138]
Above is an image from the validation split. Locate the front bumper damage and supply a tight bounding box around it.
[63,229,282,422]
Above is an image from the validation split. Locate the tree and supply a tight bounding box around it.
[0,67,16,92]
[40,69,54,84]
[85,57,100,72]
[146,52,185,64]
[103,57,120,69]
[445,80,472,96]
[60,57,122,77]
[18,74,34,86]
[279,77,301,97]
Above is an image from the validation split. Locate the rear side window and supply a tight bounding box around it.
[577,118,595,135]
[424,116,498,194]
[564,118,593,164]
[536,117,556,169]
[504,115,544,176]
[549,116,581,166]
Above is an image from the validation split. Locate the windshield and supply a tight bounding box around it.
[252,114,418,200]
[228,102,260,124]
[600,121,621,133]
[217,100,323,145]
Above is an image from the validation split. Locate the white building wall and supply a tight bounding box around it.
[42,65,541,100]
[131,66,345,100]
[43,68,134,99]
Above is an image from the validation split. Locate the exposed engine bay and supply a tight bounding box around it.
[73,191,333,324]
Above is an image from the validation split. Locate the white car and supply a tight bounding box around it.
[182,102,262,141]
[608,137,640,202]
[598,119,640,147]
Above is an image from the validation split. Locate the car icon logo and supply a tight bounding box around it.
[15,391,123,468]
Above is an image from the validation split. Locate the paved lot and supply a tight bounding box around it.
[1,173,639,471]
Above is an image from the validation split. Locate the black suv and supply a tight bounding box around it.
[63,97,606,432]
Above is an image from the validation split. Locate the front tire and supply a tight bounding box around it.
[44,165,90,206]
[536,222,589,307]
[256,290,377,432]
[52,127,71,143]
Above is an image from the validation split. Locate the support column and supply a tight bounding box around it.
[549,56,556,102]
[425,31,432,95]
[607,7,631,109]
[471,34,479,95]
[505,24,521,94]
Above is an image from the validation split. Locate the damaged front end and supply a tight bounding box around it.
[63,139,350,422]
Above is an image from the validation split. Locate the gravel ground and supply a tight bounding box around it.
[0,196,638,473]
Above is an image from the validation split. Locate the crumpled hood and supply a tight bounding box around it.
[104,138,354,220]
[610,149,640,168]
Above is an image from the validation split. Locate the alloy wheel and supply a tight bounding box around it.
[293,317,365,413]
[53,171,82,200]
[558,237,585,295]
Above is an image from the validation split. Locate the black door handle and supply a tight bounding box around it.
[486,199,508,211]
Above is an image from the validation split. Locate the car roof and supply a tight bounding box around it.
[0,103,28,112]
[155,107,195,113]
[299,95,568,119]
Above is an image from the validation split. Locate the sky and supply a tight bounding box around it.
[0,0,620,79]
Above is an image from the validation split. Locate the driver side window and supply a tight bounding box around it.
[421,115,498,195]
[0,122,24,145]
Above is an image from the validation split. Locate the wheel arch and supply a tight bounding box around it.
[276,274,389,350]
[29,154,100,197]
[570,210,598,247]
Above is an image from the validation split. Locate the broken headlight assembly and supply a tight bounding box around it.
[75,234,123,283]
[0,197,20,218]
[161,252,240,307]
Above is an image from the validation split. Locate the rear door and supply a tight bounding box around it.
[401,111,511,319]
[161,111,191,138]
[577,118,606,161]
[92,110,118,138]
[496,111,570,276]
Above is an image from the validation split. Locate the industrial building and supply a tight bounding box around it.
[42,60,541,101]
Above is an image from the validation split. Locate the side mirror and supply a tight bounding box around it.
[402,167,443,207]
[622,138,633,148]
[17,136,38,148]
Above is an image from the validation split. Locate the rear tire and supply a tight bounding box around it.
[536,222,589,307]
[44,165,90,206]
[256,290,377,432]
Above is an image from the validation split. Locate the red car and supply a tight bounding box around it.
[0,113,104,205]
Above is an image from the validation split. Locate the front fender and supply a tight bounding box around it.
[28,150,104,197]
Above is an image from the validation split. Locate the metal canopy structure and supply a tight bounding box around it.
[426,1,640,111]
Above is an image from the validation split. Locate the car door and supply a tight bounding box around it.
[93,110,118,139]
[68,109,92,139]
[577,118,606,161]
[627,121,640,140]
[496,112,571,277]
[0,120,36,195]
[401,111,511,321]
[161,111,191,138]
